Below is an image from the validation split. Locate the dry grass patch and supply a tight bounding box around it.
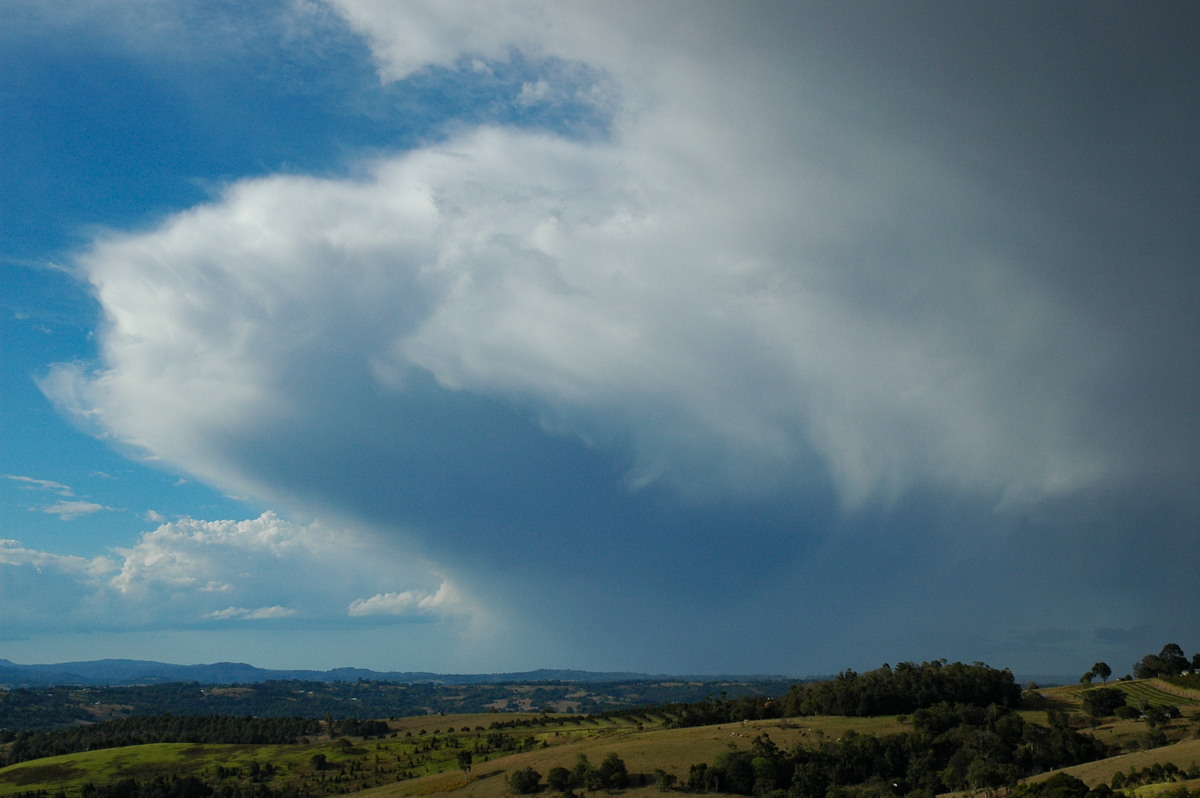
[348,716,909,798]
[1024,738,1200,788]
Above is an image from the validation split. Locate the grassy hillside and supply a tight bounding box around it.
[4,675,1200,798]
[353,715,909,798]
[0,712,904,797]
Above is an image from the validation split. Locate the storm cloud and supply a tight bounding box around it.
[25,1,1200,674]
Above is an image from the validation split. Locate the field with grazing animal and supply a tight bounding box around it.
[5,654,1200,798]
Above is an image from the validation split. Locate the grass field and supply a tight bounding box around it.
[0,741,317,794]
[1025,738,1200,789]
[351,714,910,798]
[0,712,909,797]
[4,680,1200,798]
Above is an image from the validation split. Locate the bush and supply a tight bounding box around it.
[598,753,629,789]
[547,767,572,791]
[511,766,542,794]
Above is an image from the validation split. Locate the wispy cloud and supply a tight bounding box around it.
[5,475,117,520]
[206,605,297,621]
[5,474,75,496]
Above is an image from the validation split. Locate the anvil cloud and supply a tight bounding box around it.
[3,0,1198,675]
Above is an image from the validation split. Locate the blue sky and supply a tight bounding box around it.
[2,0,1198,679]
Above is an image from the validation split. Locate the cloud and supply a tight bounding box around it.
[348,582,464,617]
[0,513,484,636]
[42,500,115,520]
[328,0,549,82]
[5,474,75,496]
[0,539,114,578]
[207,605,297,621]
[3,475,117,519]
[44,112,1108,514]
[24,2,1200,672]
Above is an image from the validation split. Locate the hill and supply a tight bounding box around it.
[0,676,796,732]
[0,658,789,689]
[4,660,1200,798]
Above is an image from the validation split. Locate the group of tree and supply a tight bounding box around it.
[648,661,1022,730]
[779,660,1022,717]
[334,717,389,738]
[510,753,631,794]
[687,701,1108,796]
[1132,644,1200,680]
[1079,662,1112,685]
[0,714,320,767]
[0,678,795,733]
[8,774,319,798]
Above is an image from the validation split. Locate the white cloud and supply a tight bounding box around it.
[348,581,465,617]
[0,539,114,579]
[33,5,1133,654]
[328,0,551,82]
[0,513,485,635]
[4,474,75,496]
[46,110,1107,511]
[43,500,114,520]
[207,605,297,621]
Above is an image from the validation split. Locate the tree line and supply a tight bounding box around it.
[0,678,793,732]
[631,661,1022,729]
[0,714,321,767]
[1132,644,1200,680]
[8,774,319,798]
[779,660,1022,717]
[687,701,1107,797]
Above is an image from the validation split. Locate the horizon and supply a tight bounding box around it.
[2,653,1091,686]
[2,1,1199,679]
[0,651,1134,688]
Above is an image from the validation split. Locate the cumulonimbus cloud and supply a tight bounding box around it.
[45,114,1108,514]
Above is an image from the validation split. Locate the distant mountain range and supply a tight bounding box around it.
[0,658,787,688]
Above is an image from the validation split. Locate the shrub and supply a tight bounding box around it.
[511,766,542,794]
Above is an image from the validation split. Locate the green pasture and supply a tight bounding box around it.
[5,686,1197,798]
[0,741,312,795]
[0,712,678,797]
[354,714,910,798]
[1114,680,1200,708]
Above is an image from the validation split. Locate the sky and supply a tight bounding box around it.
[1,0,1198,680]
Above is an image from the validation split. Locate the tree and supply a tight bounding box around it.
[1159,644,1188,675]
[1092,662,1112,684]
[547,767,572,792]
[1133,654,1165,680]
[1081,687,1126,718]
[653,769,678,791]
[457,750,473,774]
[510,766,542,794]
[571,754,592,787]
[598,753,629,790]
[1134,645,1191,679]
[1079,671,1094,686]
[1144,704,1180,728]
